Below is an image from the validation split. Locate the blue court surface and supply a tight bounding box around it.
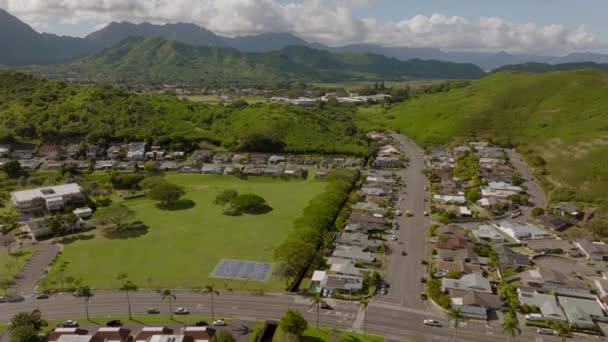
[211,259,272,281]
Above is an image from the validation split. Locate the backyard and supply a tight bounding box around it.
[43,173,326,291]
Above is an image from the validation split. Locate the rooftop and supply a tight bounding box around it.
[11,183,82,202]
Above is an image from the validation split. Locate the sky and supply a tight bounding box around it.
[1,0,606,54]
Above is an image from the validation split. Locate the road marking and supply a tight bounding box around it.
[370,301,433,316]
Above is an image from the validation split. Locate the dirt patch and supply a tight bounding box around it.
[191,184,210,190]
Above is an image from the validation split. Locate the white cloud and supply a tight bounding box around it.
[0,0,601,53]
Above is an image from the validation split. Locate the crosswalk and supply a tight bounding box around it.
[370,301,432,316]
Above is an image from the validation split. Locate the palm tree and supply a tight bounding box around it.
[161,289,176,320]
[117,273,138,320]
[202,284,220,320]
[309,294,327,331]
[74,285,93,320]
[448,308,463,342]
[360,299,369,340]
[551,322,571,342]
[501,312,521,342]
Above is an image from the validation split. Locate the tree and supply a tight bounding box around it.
[214,189,238,205]
[360,299,369,340]
[30,197,47,217]
[97,205,135,228]
[3,160,24,179]
[310,295,327,331]
[10,323,41,342]
[44,215,65,236]
[148,182,185,208]
[161,289,176,320]
[143,161,160,175]
[74,285,93,320]
[117,273,137,320]
[211,330,236,342]
[501,312,521,342]
[202,284,220,320]
[231,194,267,213]
[448,307,463,342]
[139,176,167,189]
[10,309,47,332]
[551,322,571,342]
[279,309,308,337]
[0,208,20,232]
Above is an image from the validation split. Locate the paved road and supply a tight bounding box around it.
[506,148,547,210]
[381,133,430,311]
[0,291,588,342]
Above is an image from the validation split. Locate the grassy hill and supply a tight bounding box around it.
[32,37,485,84]
[0,70,367,155]
[493,62,608,73]
[357,69,608,211]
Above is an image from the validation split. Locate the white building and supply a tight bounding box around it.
[494,221,553,242]
[11,183,83,212]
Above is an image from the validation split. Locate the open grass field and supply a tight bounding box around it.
[354,69,608,210]
[45,173,326,291]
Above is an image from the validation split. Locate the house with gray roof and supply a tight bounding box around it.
[338,232,382,252]
[441,272,492,293]
[517,288,567,322]
[576,239,608,261]
[201,164,225,174]
[557,296,607,327]
[332,245,376,264]
[321,274,363,293]
[472,225,505,243]
[450,289,502,320]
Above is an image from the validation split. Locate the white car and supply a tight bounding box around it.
[174,307,189,315]
[212,319,226,326]
[390,234,398,241]
[536,328,555,335]
[423,211,429,216]
[423,319,441,327]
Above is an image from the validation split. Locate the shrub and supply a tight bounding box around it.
[214,189,238,205]
[232,194,268,214]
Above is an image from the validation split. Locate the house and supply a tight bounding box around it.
[284,166,305,178]
[18,159,43,170]
[347,211,388,227]
[67,144,81,159]
[366,131,388,142]
[212,152,232,164]
[48,328,90,342]
[379,145,400,155]
[86,145,100,159]
[450,289,502,320]
[321,274,363,293]
[179,164,201,173]
[107,144,125,160]
[158,161,180,171]
[11,183,84,212]
[438,246,480,264]
[73,207,93,219]
[576,239,608,261]
[472,225,505,243]
[180,326,216,342]
[338,232,382,251]
[192,150,214,164]
[134,327,173,342]
[441,272,492,293]
[11,143,35,159]
[93,327,132,342]
[330,260,365,276]
[94,160,116,170]
[250,153,269,165]
[552,202,582,219]
[351,202,384,213]
[494,221,553,242]
[0,144,8,157]
[117,162,136,172]
[38,144,63,160]
[517,289,567,322]
[201,164,225,174]
[332,245,375,264]
[436,260,482,275]
[263,165,284,177]
[372,156,402,169]
[231,154,248,164]
[495,245,532,269]
[269,155,286,165]
[56,335,94,342]
[126,142,146,161]
[433,195,466,205]
[40,160,65,170]
[436,225,467,238]
[524,239,575,254]
[242,165,264,176]
[557,296,606,328]
[361,187,388,197]
[21,216,87,239]
[437,237,469,250]
[344,158,362,168]
[310,270,327,293]
[315,169,330,178]
[145,150,165,160]
[537,215,571,231]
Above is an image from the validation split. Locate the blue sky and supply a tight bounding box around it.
[1,0,605,54]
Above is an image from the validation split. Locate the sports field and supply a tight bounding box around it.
[44,173,326,291]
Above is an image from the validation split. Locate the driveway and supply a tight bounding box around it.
[8,242,60,296]
[379,133,431,311]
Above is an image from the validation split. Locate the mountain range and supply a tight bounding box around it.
[2,8,608,71]
[33,37,485,84]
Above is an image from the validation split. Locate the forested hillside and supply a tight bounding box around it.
[357,69,608,211]
[32,37,485,84]
[0,71,367,155]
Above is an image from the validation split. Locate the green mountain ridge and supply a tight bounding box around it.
[31,37,486,84]
[357,69,608,211]
[493,62,608,73]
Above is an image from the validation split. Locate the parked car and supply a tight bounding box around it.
[0,296,6,303]
[195,321,208,327]
[147,308,160,314]
[510,211,522,218]
[105,320,123,327]
[423,211,429,216]
[380,288,387,295]
[35,294,49,300]
[394,210,402,216]
[423,319,441,327]
[401,250,407,256]
[525,313,543,321]
[420,292,427,300]
[390,234,398,241]
[174,307,189,315]
[62,320,79,328]
[536,328,555,335]
[212,319,226,326]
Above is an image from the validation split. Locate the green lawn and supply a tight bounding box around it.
[44,173,326,291]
